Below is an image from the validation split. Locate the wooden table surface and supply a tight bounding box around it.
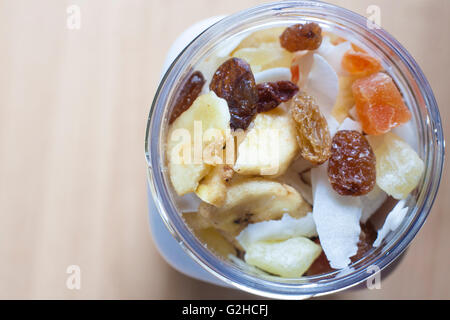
[0,0,448,299]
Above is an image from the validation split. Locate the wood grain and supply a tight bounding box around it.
[0,0,448,299]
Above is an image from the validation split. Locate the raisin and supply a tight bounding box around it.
[256,81,299,113]
[351,222,377,262]
[328,130,376,196]
[307,222,377,275]
[290,92,331,165]
[169,71,205,124]
[210,58,258,130]
[280,22,323,52]
[306,238,334,276]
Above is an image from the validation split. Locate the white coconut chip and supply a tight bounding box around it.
[392,121,419,152]
[236,212,317,250]
[348,105,358,121]
[326,114,340,137]
[373,200,408,247]
[254,67,292,84]
[316,37,352,76]
[303,54,339,116]
[277,157,314,204]
[338,117,362,132]
[360,185,388,223]
[311,164,362,269]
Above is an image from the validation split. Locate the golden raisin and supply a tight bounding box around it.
[290,92,331,165]
[328,130,376,196]
[210,58,258,130]
[169,71,205,124]
[279,22,323,52]
[256,81,299,113]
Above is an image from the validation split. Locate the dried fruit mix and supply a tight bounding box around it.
[164,19,424,279]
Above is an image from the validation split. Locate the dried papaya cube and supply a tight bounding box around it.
[342,50,382,76]
[367,132,425,200]
[352,72,411,135]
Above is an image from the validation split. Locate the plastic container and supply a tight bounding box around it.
[145,1,444,299]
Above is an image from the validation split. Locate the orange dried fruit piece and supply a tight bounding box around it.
[352,72,412,135]
[342,50,382,76]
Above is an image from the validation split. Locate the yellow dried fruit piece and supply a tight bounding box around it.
[195,165,233,207]
[244,237,322,278]
[232,27,286,53]
[291,92,332,165]
[331,75,358,123]
[167,92,230,195]
[367,132,424,200]
[234,107,299,177]
[183,212,237,259]
[232,42,293,74]
[198,177,311,239]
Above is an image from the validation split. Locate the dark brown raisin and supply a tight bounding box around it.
[256,81,299,113]
[280,22,323,52]
[210,58,258,130]
[351,222,377,262]
[306,238,334,276]
[169,71,205,124]
[328,130,376,196]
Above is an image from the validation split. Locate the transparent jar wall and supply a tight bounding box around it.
[146,1,444,299]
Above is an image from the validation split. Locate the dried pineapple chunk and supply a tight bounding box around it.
[232,43,293,74]
[367,132,424,200]
[245,237,322,278]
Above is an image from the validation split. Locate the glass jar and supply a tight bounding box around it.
[145,1,444,299]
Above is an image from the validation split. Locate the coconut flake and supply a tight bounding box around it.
[254,67,291,84]
[348,105,358,121]
[326,114,340,137]
[303,54,339,116]
[360,185,388,223]
[316,37,352,75]
[392,121,419,152]
[277,157,314,204]
[373,200,408,247]
[338,117,362,132]
[311,164,362,269]
[236,212,317,250]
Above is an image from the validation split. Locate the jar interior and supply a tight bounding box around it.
[147,1,443,298]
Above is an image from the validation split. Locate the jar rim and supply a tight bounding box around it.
[145,0,445,299]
